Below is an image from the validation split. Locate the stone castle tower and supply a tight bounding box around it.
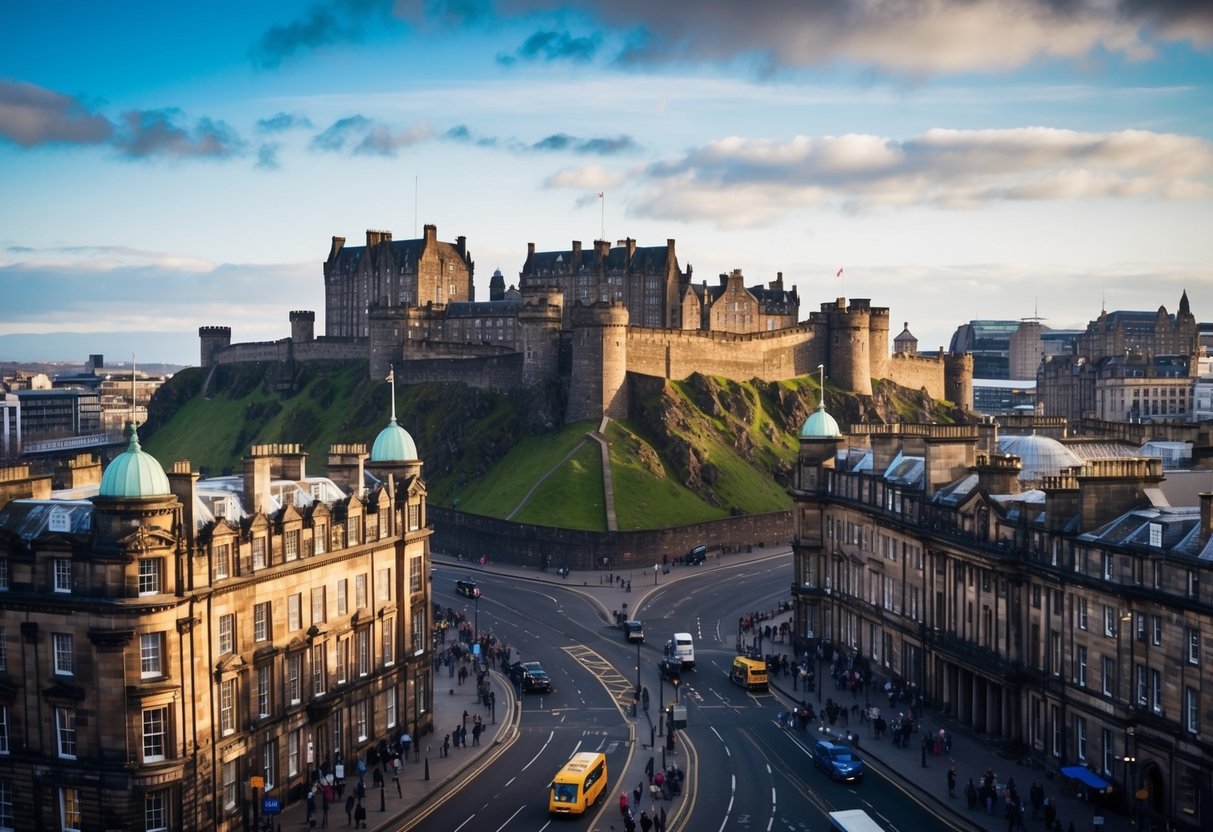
[198,325,232,369]
[567,301,630,422]
[290,310,315,343]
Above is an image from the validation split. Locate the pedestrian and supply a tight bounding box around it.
[640,810,654,832]
[1043,797,1056,828]
[947,761,957,798]
[354,799,367,828]
[321,789,330,828]
[443,734,450,757]
[921,734,929,767]
[307,789,317,827]
[964,778,977,810]
[634,782,642,807]
[620,791,629,818]
[645,755,655,785]
[345,794,355,827]
[1030,781,1044,820]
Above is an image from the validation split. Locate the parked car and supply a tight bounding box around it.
[812,739,864,782]
[455,579,480,598]
[509,661,552,693]
[685,545,707,565]
[622,620,645,643]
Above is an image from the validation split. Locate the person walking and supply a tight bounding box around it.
[947,761,957,798]
[353,800,367,829]
[921,734,930,767]
[345,794,355,827]
[640,810,654,832]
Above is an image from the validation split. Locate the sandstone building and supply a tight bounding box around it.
[0,399,432,830]
[791,410,1211,830]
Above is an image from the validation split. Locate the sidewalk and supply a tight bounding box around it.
[274,626,519,831]
[754,615,1137,832]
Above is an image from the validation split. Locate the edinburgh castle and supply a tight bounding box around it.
[200,225,974,419]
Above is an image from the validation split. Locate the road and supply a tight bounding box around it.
[402,558,960,832]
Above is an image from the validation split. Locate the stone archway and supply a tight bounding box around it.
[1140,762,1165,817]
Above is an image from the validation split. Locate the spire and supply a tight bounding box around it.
[1180,289,1191,317]
[387,365,397,423]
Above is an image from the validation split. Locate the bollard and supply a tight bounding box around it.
[424,757,430,781]
[379,783,385,812]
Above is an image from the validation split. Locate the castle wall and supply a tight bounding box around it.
[396,353,523,393]
[887,351,951,400]
[430,505,792,571]
[209,337,364,367]
[624,325,825,382]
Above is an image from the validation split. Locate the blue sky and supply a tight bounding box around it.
[2,0,1211,365]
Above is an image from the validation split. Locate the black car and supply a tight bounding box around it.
[622,620,645,643]
[508,661,552,693]
[685,545,707,565]
[657,656,682,681]
[455,579,480,598]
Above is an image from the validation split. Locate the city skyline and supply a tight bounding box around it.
[2,1,1212,365]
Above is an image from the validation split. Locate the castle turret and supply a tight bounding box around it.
[824,298,872,396]
[198,325,232,369]
[567,301,629,422]
[944,351,974,411]
[290,310,316,343]
[868,303,890,381]
[489,269,506,302]
[519,286,563,387]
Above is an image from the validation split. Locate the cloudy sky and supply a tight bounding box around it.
[2,0,1211,365]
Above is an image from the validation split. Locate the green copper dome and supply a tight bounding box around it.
[799,403,842,439]
[371,418,418,462]
[99,426,171,498]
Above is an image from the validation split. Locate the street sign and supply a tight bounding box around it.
[263,797,282,815]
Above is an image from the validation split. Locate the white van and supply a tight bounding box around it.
[666,633,695,669]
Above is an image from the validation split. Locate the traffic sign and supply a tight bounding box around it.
[263,797,282,815]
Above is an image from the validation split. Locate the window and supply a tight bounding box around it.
[1104,606,1116,638]
[287,729,301,777]
[1075,716,1087,762]
[288,594,302,631]
[1077,598,1088,631]
[409,557,422,592]
[286,654,302,705]
[314,524,326,555]
[219,614,235,655]
[0,626,7,671]
[254,603,270,642]
[1152,615,1162,646]
[1101,553,1113,581]
[355,699,369,742]
[1135,613,1146,642]
[257,665,271,718]
[385,686,397,729]
[347,515,360,546]
[312,644,326,696]
[142,706,168,762]
[357,628,370,677]
[0,779,12,830]
[284,529,299,562]
[53,633,73,675]
[55,707,76,758]
[311,587,326,625]
[252,537,266,569]
[1151,668,1162,713]
[60,787,81,831]
[377,568,391,602]
[0,559,8,591]
[337,579,348,616]
[1186,687,1199,733]
[138,558,161,595]
[1186,627,1200,664]
[1135,664,1147,707]
[1101,728,1114,776]
[145,789,169,832]
[1188,570,1200,599]
[262,739,277,791]
[214,543,230,580]
[220,679,236,735]
[355,574,367,609]
[53,558,71,593]
[222,760,237,810]
[0,706,8,754]
[412,608,426,654]
[382,621,394,667]
[140,633,163,678]
[336,639,349,685]
[1101,656,1114,696]
[1077,646,1087,687]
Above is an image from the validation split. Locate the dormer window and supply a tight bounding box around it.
[1148,523,1162,548]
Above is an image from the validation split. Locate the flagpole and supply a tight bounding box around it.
[599,192,605,241]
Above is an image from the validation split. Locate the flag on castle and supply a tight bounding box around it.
[836,267,844,278]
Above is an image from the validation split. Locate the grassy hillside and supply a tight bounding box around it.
[142,363,966,530]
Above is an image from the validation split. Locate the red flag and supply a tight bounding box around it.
[597,192,604,198]
[836,267,844,278]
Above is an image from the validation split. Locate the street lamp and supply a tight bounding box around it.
[636,639,642,700]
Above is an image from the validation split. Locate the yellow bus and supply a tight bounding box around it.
[548,751,608,815]
[731,655,768,690]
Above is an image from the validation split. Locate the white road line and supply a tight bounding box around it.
[492,804,525,832]
[519,730,555,772]
[504,777,516,787]
[451,814,476,832]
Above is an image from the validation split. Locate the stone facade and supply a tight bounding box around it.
[0,442,433,831]
[791,419,1213,830]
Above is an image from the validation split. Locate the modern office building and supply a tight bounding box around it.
[790,412,1211,830]
[0,402,433,830]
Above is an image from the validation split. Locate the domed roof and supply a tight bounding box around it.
[998,433,1082,481]
[800,403,842,439]
[98,425,171,498]
[371,418,418,462]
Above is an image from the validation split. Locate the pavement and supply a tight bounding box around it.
[273,546,1140,832]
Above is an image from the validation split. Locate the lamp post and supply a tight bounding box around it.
[636,639,642,700]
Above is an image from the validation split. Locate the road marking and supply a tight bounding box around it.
[519,730,554,772]
[492,804,525,832]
